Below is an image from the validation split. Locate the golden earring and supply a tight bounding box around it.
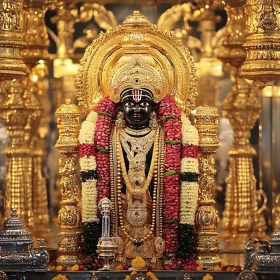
[149,111,158,130]
[116,111,126,129]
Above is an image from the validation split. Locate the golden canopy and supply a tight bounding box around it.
[75,11,198,115]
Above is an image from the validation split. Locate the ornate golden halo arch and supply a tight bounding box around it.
[76,11,198,115]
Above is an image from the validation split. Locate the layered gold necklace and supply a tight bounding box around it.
[119,128,156,196]
[114,126,160,245]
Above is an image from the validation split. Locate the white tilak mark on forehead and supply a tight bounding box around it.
[132,89,143,102]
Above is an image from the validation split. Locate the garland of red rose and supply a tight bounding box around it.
[94,97,117,203]
[158,95,182,254]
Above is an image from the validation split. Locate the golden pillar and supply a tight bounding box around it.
[55,99,82,266]
[22,0,54,242]
[218,1,266,248]
[241,0,280,82]
[194,106,220,267]
[0,80,34,229]
[0,0,26,80]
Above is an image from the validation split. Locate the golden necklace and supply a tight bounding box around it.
[119,128,156,195]
[124,126,151,136]
[116,127,160,245]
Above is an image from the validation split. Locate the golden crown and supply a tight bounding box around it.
[76,11,197,115]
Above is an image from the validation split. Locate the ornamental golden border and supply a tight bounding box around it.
[75,11,197,116]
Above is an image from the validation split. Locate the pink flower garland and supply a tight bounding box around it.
[158,95,182,254]
[94,97,116,203]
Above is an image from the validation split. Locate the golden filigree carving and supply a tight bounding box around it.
[241,0,280,81]
[0,79,34,228]
[0,0,26,80]
[194,106,220,268]
[55,99,82,266]
[76,11,197,115]
[219,0,267,247]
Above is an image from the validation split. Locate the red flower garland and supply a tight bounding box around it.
[94,97,116,203]
[158,95,182,254]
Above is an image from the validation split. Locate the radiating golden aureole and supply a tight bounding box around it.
[194,106,220,267]
[76,10,197,115]
[0,0,26,80]
[55,99,82,267]
[241,0,280,82]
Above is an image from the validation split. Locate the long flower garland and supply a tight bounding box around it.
[177,113,199,258]
[158,95,199,258]
[79,95,198,259]
[158,96,182,254]
[78,97,116,255]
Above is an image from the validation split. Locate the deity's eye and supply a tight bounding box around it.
[124,101,135,107]
[140,101,150,107]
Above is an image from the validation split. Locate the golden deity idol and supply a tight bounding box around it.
[72,11,218,266]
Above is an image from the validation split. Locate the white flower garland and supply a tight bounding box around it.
[180,182,199,224]
[79,111,99,223]
[181,114,199,145]
[180,114,199,225]
[79,111,199,227]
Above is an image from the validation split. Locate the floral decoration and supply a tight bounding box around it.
[131,256,146,269]
[177,113,199,259]
[51,274,68,280]
[158,96,182,254]
[79,95,198,259]
[202,274,213,280]
[78,97,116,255]
[124,271,158,280]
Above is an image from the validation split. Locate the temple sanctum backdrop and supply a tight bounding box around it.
[0,0,280,276]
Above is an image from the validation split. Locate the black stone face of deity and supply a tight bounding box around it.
[120,88,154,129]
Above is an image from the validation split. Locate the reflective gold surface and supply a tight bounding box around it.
[0,80,34,229]
[76,10,197,115]
[55,99,82,266]
[194,106,220,267]
[219,0,267,248]
[241,0,280,82]
[0,0,26,80]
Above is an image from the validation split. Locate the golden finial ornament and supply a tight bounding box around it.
[55,98,82,266]
[76,10,197,115]
[241,0,280,82]
[194,106,220,267]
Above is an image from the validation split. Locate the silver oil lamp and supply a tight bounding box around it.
[0,208,49,270]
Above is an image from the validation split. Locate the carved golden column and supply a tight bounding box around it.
[0,80,34,229]
[218,1,266,247]
[55,99,82,266]
[240,0,280,237]
[241,0,280,82]
[0,0,26,80]
[22,0,54,241]
[194,106,220,267]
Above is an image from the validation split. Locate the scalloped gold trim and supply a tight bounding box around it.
[75,11,197,115]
